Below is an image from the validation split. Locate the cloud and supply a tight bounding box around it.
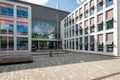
[21,0,48,5]
[76,0,86,4]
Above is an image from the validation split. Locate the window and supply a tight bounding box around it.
[84,36,88,50]
[64,30,66,38]
[17,22,28,35]
[106,9,113,30]
[84,11,88,18]
[90,7,94,15]
[75,11,79,22]
[106,0,113,7]
[70,39,71,49]
[98,44,104,51]
[64,40,66,49]
[69,28,71,37]
[97,2,103,12]
[0,36,14,51]
[64,20,66,28]
[79,8,82,20]
[90,26,95,33]
[79,14,83,20]
[98,23,103,32]
[72,26,74,37]
[66,29,69,38]
[66,18,68,27]
[85,28,88,34]
[106,19,113,30]
[0,3,14,18]
[76,38,78,50]
[106,33,113,52]
[69,17,71,26]
[72,19,74,24]
[79,37,83,50]
[79,28,83,35]
[97,34,104,52]
[72,39,74,49]
[79,23,83,35]
[75,24,78,36]
[17,37,28,50]
[17,6,28,21]
[0,20,14,34]
[72,14,74,24]
[66,40,68,49]
[90,36,95,51]
[0,36,7,51]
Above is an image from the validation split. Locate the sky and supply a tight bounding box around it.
[20,0,86,12]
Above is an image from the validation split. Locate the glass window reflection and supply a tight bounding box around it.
[17,22,28,35]
[0,20,14,34]
[0,36,14,51]
[17,37,28,50]
[97,2,103,12]
[32,20,60,39]
[17,6,28,20]
[0,3,14,18]
[106,0,113,7]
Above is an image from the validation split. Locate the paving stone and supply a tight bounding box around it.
[0,53,120,80]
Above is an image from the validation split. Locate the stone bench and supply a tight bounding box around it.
[49,50,70,57]
[0,55,33,65]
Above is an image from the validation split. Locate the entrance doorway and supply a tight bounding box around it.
[32,41,62,50]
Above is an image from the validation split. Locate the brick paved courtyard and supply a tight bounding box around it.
[0,52,120,80]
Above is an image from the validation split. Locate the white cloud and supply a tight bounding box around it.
[21,0,48,5]
[76,0,85,4]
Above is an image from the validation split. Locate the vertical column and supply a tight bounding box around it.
[114,0,118,56]
[103,0,106,53]
[82,5,85,51]
[14,4,17,52]
[88,1,90,51]
[94,0,97,52]
[28,6,32,53]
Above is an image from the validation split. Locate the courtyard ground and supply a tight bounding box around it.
[0,52,120,80]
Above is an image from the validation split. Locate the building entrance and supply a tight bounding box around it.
[32,41,62,51]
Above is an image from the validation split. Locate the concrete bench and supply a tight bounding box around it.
[0,55,33,65]
[49,50,70,57]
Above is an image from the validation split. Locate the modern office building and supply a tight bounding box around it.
[0,0,31,53]
[61,0,120,56]
[0,0,69,53]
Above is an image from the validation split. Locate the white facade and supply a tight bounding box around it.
[0,0,31,54]
[61,0,120,56]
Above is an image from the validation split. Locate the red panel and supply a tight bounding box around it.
[17,22,28,26]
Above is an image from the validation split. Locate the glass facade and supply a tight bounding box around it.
[17,37,28,50]
[0,2,30,52]
[32,19,60,39]
[0,3,14,18]
[0,20,14,34]
[17,6,28,21]
[17,22,28,35]
[0,36,14,51]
